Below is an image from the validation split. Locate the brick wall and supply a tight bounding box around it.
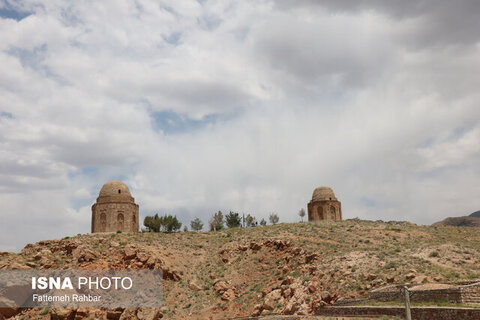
[461,282,480,303]
[369,282,480,304]
[316,306,480,320]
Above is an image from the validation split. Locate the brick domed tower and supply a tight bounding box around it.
[307,186,342,221]
[91,180,139,233]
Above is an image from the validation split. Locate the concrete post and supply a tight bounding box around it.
[404,286,412,320]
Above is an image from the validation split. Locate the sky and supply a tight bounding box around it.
[1,0,480,251]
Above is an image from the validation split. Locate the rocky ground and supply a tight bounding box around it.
[1,219,480,319]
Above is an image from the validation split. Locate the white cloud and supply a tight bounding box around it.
[1,0,480,251]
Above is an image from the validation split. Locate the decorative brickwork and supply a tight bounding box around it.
[307,186,342,221]
[91,181,139,233]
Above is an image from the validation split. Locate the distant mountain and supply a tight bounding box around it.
[433,216,480,228]
[470,211,480,218]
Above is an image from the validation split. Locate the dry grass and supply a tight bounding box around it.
[1,219,479,319]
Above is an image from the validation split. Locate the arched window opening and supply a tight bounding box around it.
[117,213,124,230]
[100,212,107,232]
[317,206,323,220]
[330,206,336,219]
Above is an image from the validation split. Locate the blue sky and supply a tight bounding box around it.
[0,3,30,21]
[1,0,480,251]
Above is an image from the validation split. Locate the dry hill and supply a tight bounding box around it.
[1,220,480,319]
[469,211,480,218]
[433,216,480,228]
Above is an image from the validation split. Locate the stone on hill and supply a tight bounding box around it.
[251,304,263,316]
[221,289,236,301]
[281,276,294,286]
[51,308,75,320]
[249,242,262,250]
[74,308,89,320]
[321,290,333,303]
[213,280,230,293]
[10,262,31,270]
[73,246,98,263]
[305,253,319,264]
[119,308,137,320]
[262,289,281,310]
[62,241,81,254]
[34,249,51,261]
[282,301,300,315]
[136,308,162,320]
[106,309,123,320]
[366,273,377,281]
[136,251,149,264]
[162,266,181,281]
[406,272,416,280]
[308,282,319,293]
[0,307,20,318]
[124,246,138,260]
[189,281,202,291]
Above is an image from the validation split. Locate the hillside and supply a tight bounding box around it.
[1,220,480,319]
[433,216,480,228]
[470,211,480,218]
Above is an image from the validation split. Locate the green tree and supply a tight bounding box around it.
[143,214,181,232]
[143,216,153,231]
[225,211,241,228]
[144,214,161,232]
[299,208,306,222]
[260,218,267,226]
[245,214,257,227]
[269,213,279,225]
[190,217,203,232]
[209,211,224,231]
[160,215,182,232]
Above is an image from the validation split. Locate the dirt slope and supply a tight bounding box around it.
[1,220,480,319]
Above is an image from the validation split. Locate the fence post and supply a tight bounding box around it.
[404,286,412,320]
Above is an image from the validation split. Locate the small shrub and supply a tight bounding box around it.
[429,251,439,257]
[445,271,460,279]
[40,308,50,315]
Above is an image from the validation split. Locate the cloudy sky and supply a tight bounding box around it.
[1,0,480,251]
